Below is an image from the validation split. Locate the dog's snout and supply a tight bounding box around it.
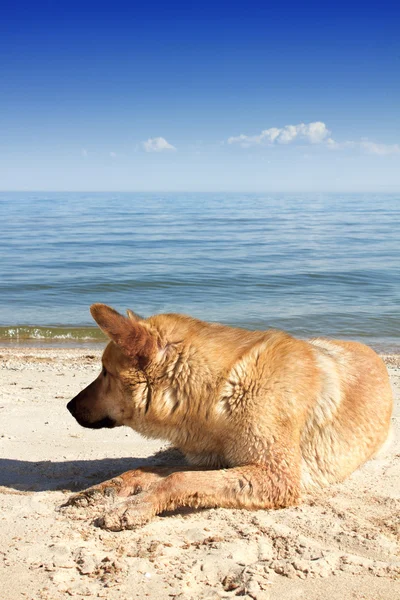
[67,397,77,415]
[67,383,93,417]
[66,386,90,420]
[66,379,117,429]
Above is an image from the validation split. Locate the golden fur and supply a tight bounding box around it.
[66,304,393,530]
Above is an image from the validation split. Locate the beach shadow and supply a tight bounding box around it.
[0,447,186,492]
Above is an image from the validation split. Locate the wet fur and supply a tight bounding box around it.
[66,304,393,530]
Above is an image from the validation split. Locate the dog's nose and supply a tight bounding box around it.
[67,397,77,415]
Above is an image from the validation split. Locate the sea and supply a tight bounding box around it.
[0,192,399,351]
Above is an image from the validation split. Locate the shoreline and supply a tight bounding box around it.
[1,336,400,352]
[1,343,400,366]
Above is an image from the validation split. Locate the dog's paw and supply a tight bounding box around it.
[64,488,110,508]
[98,497,154,531]
[64,476,129,508]
[64,470,164,511]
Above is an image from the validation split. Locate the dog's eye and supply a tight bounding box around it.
[102,367,107,377]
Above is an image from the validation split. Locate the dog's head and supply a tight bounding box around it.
[67,304,164,430]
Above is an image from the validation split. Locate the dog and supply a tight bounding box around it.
[66,303,393,531]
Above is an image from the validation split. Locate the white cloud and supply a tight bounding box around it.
[228,121,331,147]
[143,137,176,152]
[109,151,117,158]
[228,122,399,158]
[81,148,88,157]
[360,140,400,156]
[327,138,400,155]
[326,139,356,150]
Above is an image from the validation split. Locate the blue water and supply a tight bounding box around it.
[0,192,399,349]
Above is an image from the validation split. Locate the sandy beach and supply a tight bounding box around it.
[0,346,399,600]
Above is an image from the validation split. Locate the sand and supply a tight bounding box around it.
[0,346,399,600]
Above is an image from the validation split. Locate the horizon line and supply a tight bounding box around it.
[1,188,400,194]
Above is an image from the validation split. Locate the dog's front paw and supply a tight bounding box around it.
[64,469,166,511]
[66,489,108,508]
[98,497,155,531]
[64,477,127,508]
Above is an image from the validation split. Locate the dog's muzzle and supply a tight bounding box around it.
[67,397,116,429]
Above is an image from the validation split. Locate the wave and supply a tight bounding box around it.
[0,326,106,342]
[0,325,399,353]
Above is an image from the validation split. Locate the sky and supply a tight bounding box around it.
[1,1,400,192]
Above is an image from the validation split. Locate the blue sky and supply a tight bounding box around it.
[1,1,399,191]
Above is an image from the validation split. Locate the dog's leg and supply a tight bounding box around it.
[100,460,301,531]
[66,466,205,507]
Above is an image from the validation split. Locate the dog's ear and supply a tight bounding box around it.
[126,309,142,322]
[90,304,157,361]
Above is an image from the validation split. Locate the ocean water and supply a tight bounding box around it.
[0,192,399,350]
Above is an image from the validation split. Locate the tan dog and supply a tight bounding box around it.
[67,304,393,531]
